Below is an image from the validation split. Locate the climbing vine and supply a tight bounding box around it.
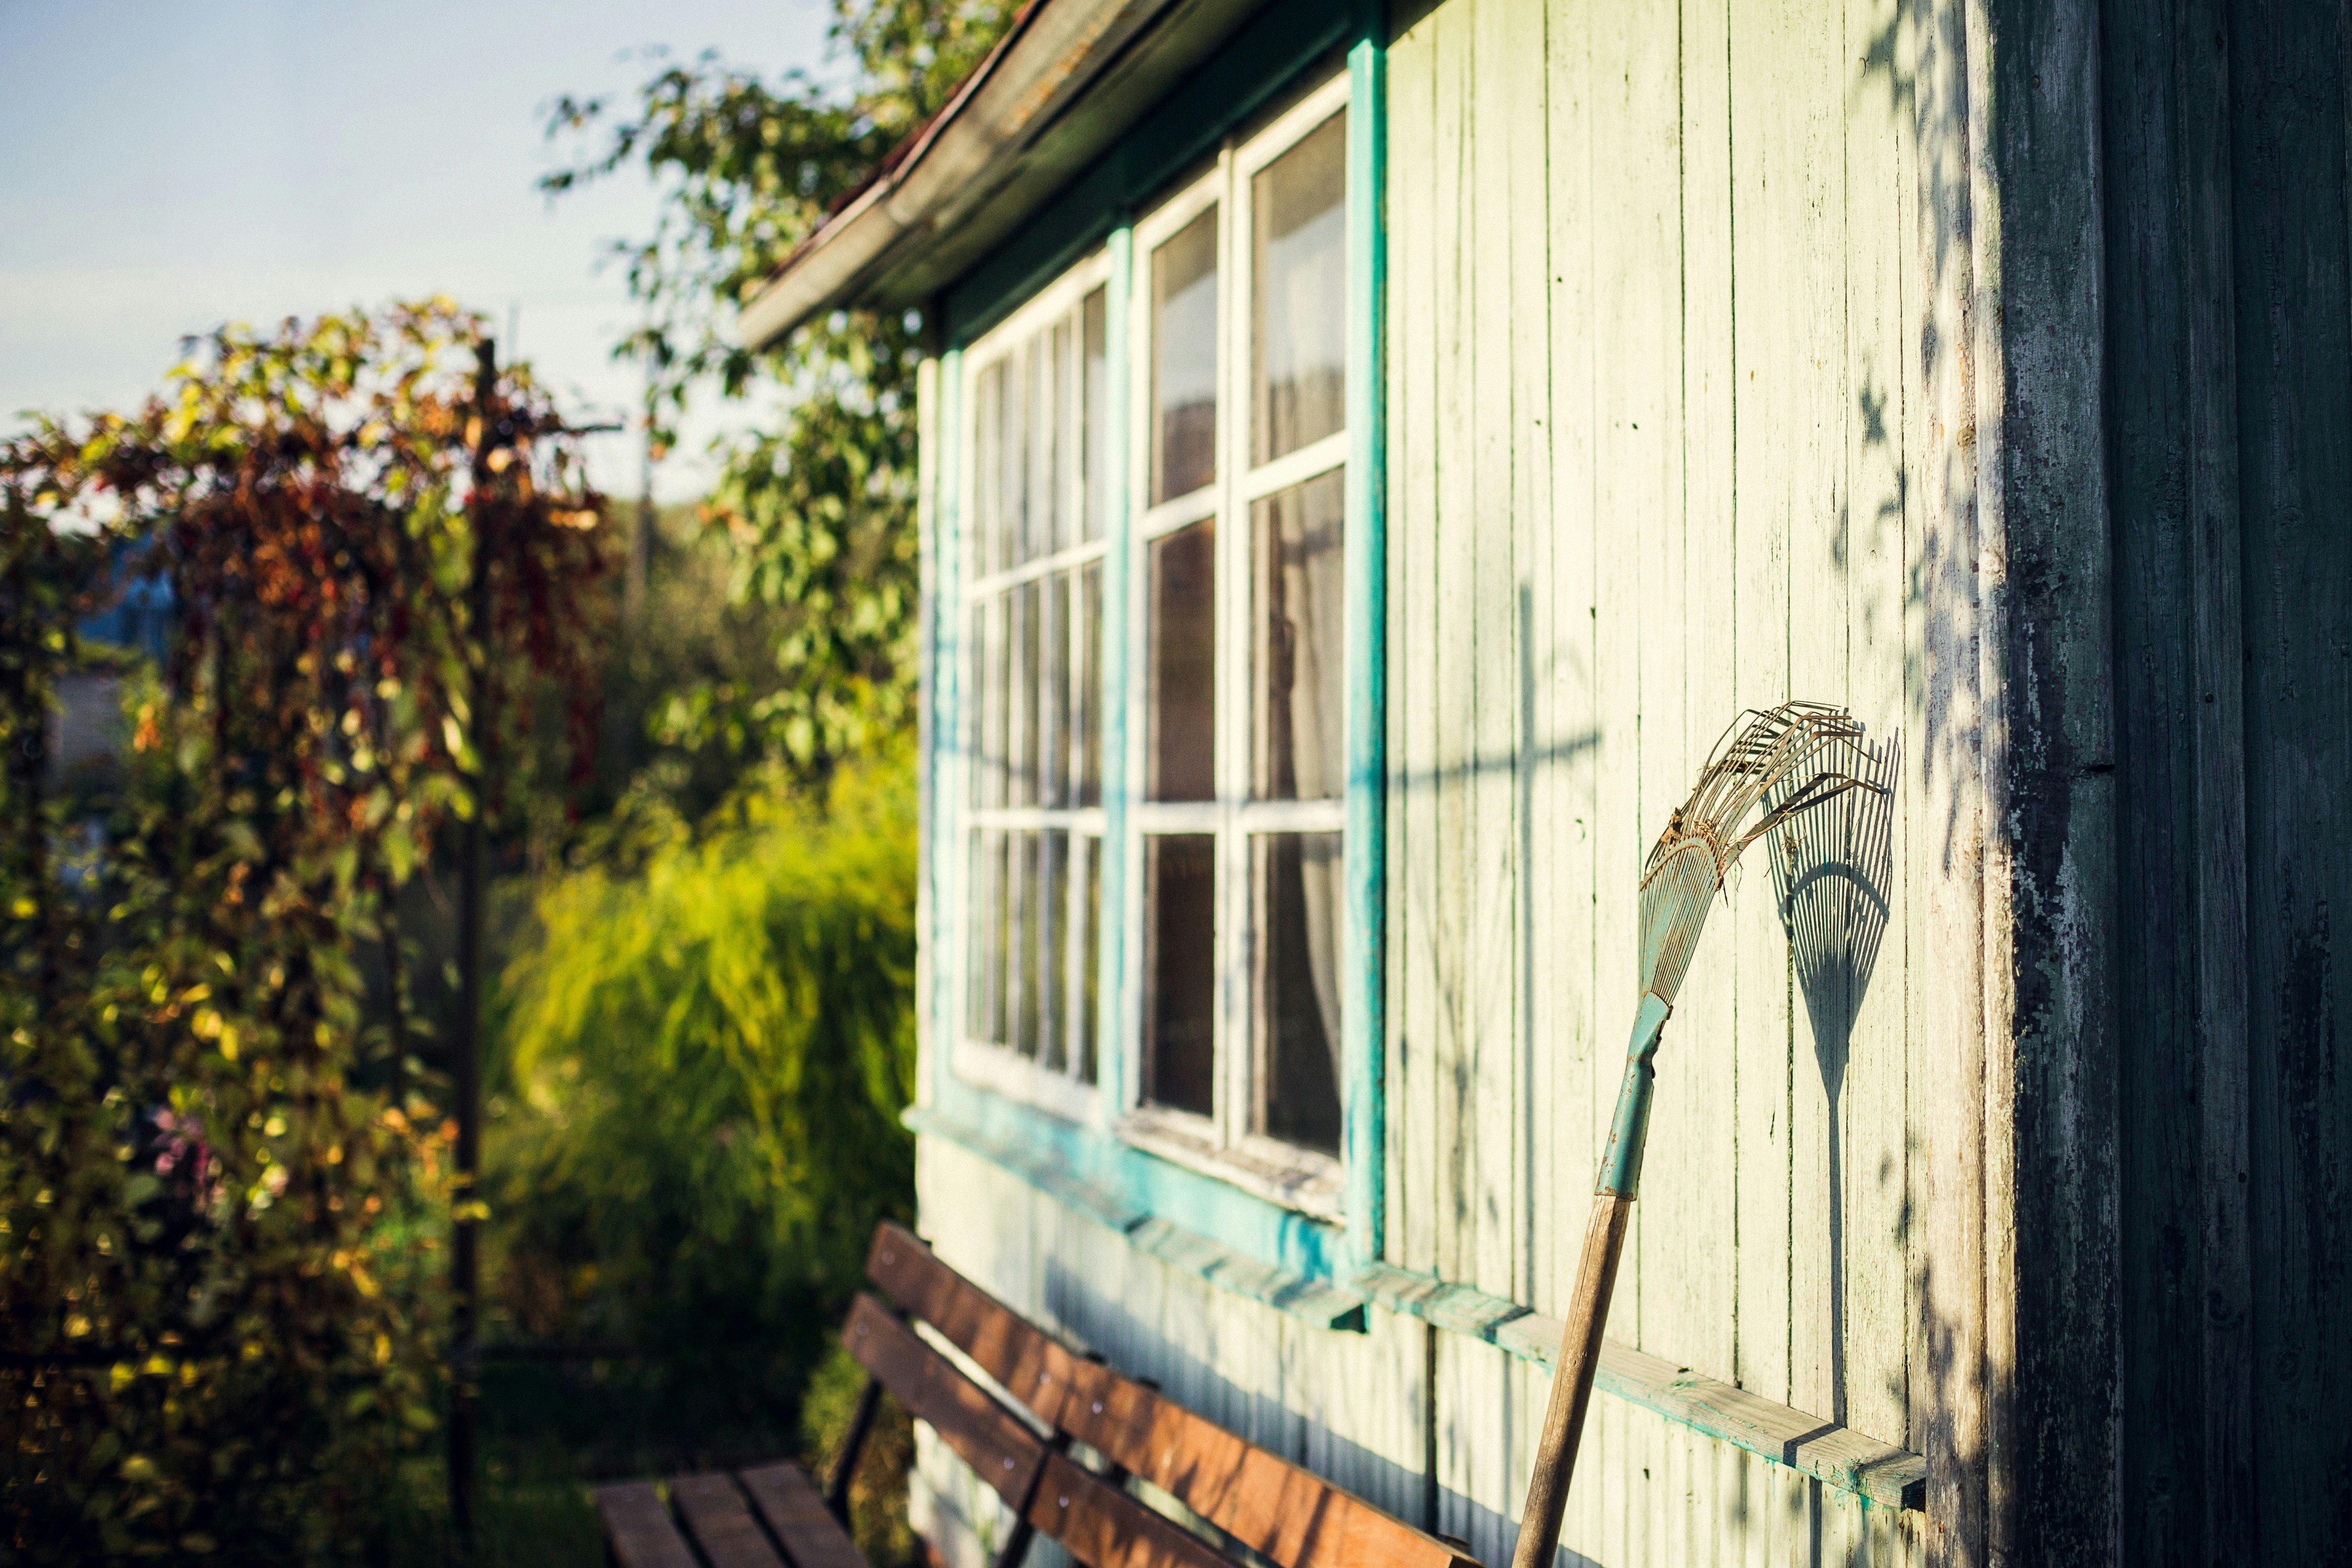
[0,301,607,1561]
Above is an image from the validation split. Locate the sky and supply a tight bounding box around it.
[0,0,837,501]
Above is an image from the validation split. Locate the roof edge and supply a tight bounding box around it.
[736,0,1200,349]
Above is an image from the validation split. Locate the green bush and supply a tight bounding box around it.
[486,747,917,1409]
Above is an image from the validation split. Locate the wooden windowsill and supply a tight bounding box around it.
[1113,1109,1347,1223]
[1351,1263,1929,1513]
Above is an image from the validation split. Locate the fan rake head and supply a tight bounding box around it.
[1636,701,1877,1005]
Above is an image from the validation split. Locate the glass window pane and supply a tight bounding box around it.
[1014,579,1040,807]
[1051,316,1075,554]
[1145,834,1216,1116]
[967,603,987,808]
[1252,467,1346,800]
[988,831,1011,1046]
[1002,340,1029,569]
[975,360,1005,573]
[1254,832,1343,1155]
[1027,336,1051,563]
[1082,287,1109,540]
[1077,562,1102,806]
[979,597,1008,808]
[1148,520,1216,801]
[1012,831,1039,1058]
[1151,207,1219,503]
[966,831,990,1041]
[1252,113,1348,465]
[1041,571,1068,808]
[1037,830,1066,1071]
[1078,834,1100,1085]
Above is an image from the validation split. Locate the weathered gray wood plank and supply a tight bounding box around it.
[2228,1,2352,1558]
[1388,0,1439,1282]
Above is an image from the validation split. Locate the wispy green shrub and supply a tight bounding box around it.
[486,748,916,1392]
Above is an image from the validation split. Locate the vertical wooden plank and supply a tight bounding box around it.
[1727,0,1796,1413]
[1502,0,1551,1339]
[1840,0,1913,1459]
[1389,9,1440,1277]
[1768,0,1847,1432]
[1589,0,1685,1359]
[1671,0,1742,1403]
[1468,0,1521,1307]
[1435,1335,1512,1568]
[2229,1,2352,1555]
[1974,0,2118,1554]
[1429,0,1477,1292]
[1542,0,1601,1333]
[1584,0,1645,1365]
[1903,0,1987,1558]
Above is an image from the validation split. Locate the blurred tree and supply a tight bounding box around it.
[0,302,608,1562]
[544,0,1015,782]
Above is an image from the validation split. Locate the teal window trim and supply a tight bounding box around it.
[1340,5,1387,1274]
[1101,226,1137,1121]
[923,4,1387,1300]
[927,347,965,1114]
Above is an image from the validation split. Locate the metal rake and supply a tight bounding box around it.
[1508,701,1878,1568]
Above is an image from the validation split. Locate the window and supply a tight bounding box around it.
[1126,77,1351,1210]
[960,261,1112,1120]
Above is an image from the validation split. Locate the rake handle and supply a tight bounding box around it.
[1510,995,1669,1568]
[1510,1191,1633,1568]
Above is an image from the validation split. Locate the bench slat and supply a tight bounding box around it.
[740,1462,869,1568]
[594,1481,701,1568]
[866,1225,1478,1568]
[673,1473,789,1568]
[844,1292,1045,1509]
[1025,1450,1238,1568]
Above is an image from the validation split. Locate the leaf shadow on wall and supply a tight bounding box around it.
[1768,730,1898,1429]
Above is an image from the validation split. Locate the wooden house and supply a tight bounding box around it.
[741,0,2351,1561]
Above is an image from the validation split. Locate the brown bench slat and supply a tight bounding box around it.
[844,1292,1046,1509]
[1025,1450,1237,1568]
[672,1473,789,1568]
[740,1462,868,1568]
[594,1480,701,1568]
[866,1224,1479,1568]
[846,1289,1254,1568]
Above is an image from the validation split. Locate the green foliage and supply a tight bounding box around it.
[799,1345,917,1567]
[485,747,917,1388]
[546,0,1013,779]
[0,303,608,1562]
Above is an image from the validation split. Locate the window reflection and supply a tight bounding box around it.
[1152,208,1219,503]
[1254,832,1342,1154]
[1252,468,1345,800]
[1252,113,1347,465]
[1145,834,1217,1117]
[1149,520,1216,801]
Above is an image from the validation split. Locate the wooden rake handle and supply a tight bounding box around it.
[1509,1192,1632,1568]
[1508,995,1670,1568]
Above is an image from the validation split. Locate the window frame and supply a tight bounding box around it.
[1117,71,1356,1220]
[951,247,1116,1127]
[927,31,1386,1273]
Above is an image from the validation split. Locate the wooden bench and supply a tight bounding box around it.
[595,1221,1483,1568]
